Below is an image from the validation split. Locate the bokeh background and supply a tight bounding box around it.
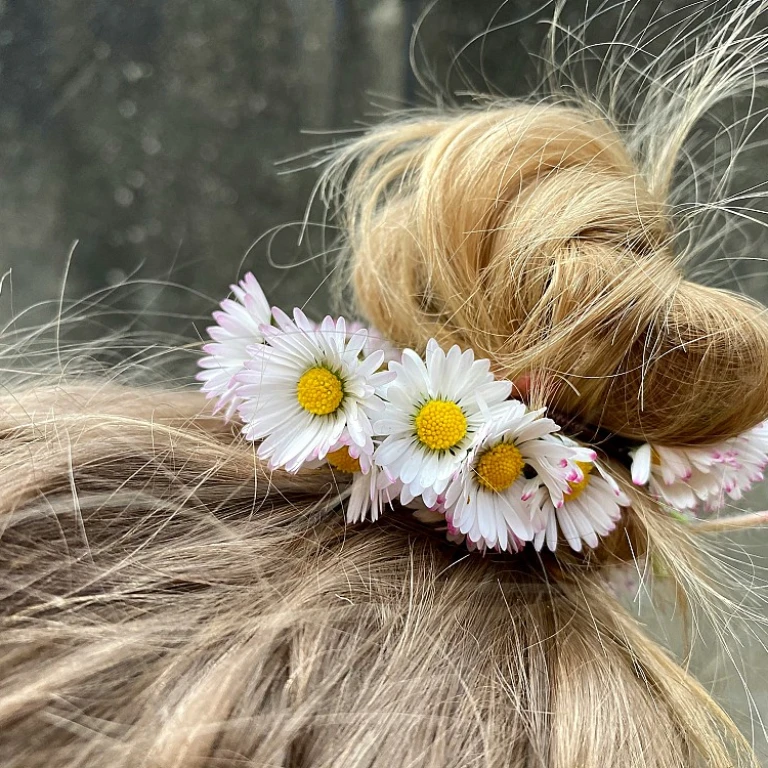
[2,0,768,761]
[5,0,768,327]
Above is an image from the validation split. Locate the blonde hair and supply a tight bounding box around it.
[2,4,768,766]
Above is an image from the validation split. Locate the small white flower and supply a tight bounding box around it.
[532,460,629,552]
[630,422,768,512]
[443,400,576,551]
[325,438,396,523]
[197,272,271,419]
[236,308,393,472]
[373,340,512,507]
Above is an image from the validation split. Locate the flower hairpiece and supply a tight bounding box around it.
[198,274,768,553]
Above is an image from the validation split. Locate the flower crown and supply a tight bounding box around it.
[197,273,768,553]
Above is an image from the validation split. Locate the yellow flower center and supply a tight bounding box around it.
[326,446,361,473]
[474,442,525,493]
[296,367,344,415]
[414,399,467,451]
[564,461,593,502]
[651,447,661,465]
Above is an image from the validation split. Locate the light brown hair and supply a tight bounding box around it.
[2,4,768,766]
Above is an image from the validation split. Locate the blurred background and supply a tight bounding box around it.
[4,0,768,329]
[1,0,768,760]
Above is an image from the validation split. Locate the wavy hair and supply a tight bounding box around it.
[2,2,768,766]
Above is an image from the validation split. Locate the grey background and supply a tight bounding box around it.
[5,0,767,332]
[1,0,768,761]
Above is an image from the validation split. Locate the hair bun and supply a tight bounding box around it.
[335,103,768,443]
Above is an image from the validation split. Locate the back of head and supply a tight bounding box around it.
[0,386,747,768]
[2,5,768,768]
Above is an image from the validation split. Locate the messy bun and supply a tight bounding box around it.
[333,104,768,443]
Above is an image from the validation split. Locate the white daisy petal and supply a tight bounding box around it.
[630,443,652,485]
[399,349,431,392]
[514,417,561,444]
[556,507,583,551]
[375,436,414,466]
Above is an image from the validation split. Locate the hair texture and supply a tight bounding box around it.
[3,3,768,767]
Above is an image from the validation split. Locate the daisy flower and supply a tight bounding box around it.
[324,439,396,523]
[630,421,768,512]
[373,340,512,508]
[236,308,393,472]
[532,458,629,553]
[197,272,271,419]
[442,400,579,551]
